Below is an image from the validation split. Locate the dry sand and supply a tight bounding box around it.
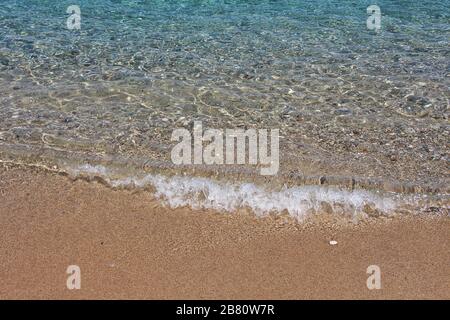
[0,164,449,299]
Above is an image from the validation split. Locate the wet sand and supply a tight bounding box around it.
[0,164,449,299]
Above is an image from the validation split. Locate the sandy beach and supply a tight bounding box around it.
[0,0,448,303]
[0,164,448,300]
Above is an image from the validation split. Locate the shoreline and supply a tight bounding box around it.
[1,141,449,196]
[0,164,449,299]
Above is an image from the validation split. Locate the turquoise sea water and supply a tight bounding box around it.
[0,1,448,217]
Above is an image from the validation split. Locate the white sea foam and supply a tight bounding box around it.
[67,164,401,220]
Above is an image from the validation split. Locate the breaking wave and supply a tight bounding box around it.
[65,164,448,221]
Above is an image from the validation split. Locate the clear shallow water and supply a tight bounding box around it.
[0,1,449,217]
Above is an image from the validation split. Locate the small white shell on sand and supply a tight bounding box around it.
[329,240,338,246]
